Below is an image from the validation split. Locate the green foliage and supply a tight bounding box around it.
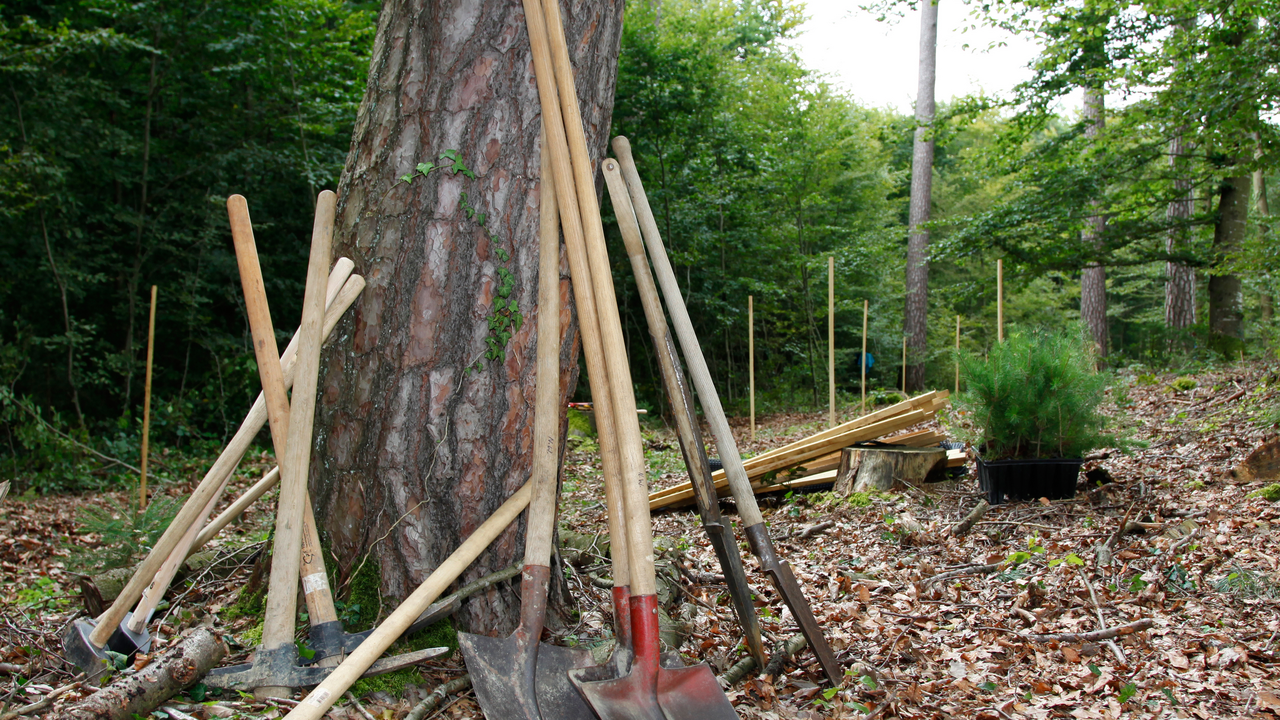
[0,0,376,469]
[1252,484,1280,502]
[1170,376,1197,392]
[350,667,424,700]
[69,494,182,573]
[956,327,1119,459]
[222,581,267,622]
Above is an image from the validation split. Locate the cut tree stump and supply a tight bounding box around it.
[64,626,226,720]
[832,444,948,494]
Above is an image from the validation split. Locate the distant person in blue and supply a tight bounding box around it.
[855,352,874,370]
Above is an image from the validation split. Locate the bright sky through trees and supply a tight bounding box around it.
[788,0,1047,112]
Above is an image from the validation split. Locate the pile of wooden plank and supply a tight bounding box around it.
[649,390,955,510]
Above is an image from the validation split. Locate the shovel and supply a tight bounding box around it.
[457,131,596,720]
[525,2,737,715]
[602,159,766,670]
[612,136,844,687]
[521,0,635,668]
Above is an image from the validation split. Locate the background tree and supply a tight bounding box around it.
[904,0,939,390]
[309,0,624,633]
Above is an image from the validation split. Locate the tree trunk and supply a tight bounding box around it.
[1080,87,1108,360]
[904,0,938,392]
[310,0,624,636]
[1254,162,1272,323]
[1165,135,1196,333]
[1209,173,1249,354]
[832,445,947,494]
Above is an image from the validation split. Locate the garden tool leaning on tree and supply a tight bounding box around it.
[457,131,597,720]
[521,0,738,716]
[62,255,366,679]
[203,193,444,696]
[603,157,766,671]
[613,135,844,687]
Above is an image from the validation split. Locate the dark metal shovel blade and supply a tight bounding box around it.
[459,632,596,720]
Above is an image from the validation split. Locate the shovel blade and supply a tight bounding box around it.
[460,632,596,720]
[657,663,739,720]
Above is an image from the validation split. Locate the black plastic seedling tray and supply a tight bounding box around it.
[976,456,1083,505]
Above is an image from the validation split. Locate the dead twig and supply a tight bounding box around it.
[0,678,82,720]
[925,563,1001,586]
[1076,566,1126,664]
[345,691,378,720]
[980,618,1154,644]
[949,500,988,538]
[797,520,835,539]
[405,674,472,720]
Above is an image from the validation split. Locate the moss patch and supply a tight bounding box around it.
[350,667,424,698]
[1252,483,1280,502]
[222,582,266,622]
[403,617,459,656]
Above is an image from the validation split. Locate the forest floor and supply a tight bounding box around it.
[1,362,1279,719]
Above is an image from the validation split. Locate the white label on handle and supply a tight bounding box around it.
[306,687,331,706]
[302,572,329,595]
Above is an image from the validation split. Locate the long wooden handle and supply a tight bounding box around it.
[229,194,294,456]
[524,129,563,568]
[521,0,630,592]
[540,0,655,598]
[140,285,157,511]
[300,494,340,633]
[259,191,334,684]
[126,486,221,633]
[286,483,532,720]
[88,262,357,648]
[189,273,365,554]
[612,136,765,528]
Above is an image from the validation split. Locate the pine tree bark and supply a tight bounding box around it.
[309,0,624,636]
[1080,87,1108,360]
[1209,173,1249,352]
[1165,135,1196,332]
[904,0,938,391]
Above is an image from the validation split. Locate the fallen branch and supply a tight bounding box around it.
[797,521,835,539]
[1023,618,1153,644]
[925,563,1001,586]
[405,562,521,636]
[949,500,989,538]
[0,678,82,720]
[720,634,807,685]
[64,627,225,720]
[345,691,378,720]
[405,674,472,720]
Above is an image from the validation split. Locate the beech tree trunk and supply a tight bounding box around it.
[310,0,624,636]
[1080,87,1108,360]
[904,0,938,392]
[1165,135,1196,333]
[1254,163,1272,323]
[1209,173,1249,354]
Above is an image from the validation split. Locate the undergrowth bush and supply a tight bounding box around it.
[955,328,1121,460]
[68,495,182,574]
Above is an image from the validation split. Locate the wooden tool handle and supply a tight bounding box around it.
[87,263,360,649]
[540,0,655,598]
[127,485,222,633]
[285,483,532,720]
[523,129,563,569]
[189,273,364,556]
[229,194,294,455]
[521,0,630,591]
[259,191,335,681]
[300,493,340,631]
[611,137,766,528]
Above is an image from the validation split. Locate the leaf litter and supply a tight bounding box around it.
[1,363,1278,718]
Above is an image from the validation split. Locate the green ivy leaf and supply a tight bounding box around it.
[400,174,414,184]
[416,162,435,175]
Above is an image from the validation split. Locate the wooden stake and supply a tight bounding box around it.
[901,335,907,395]
[860,298,868,415]
[828,256,835,428]
[749,294,755,441]
[140,285,157,511]
[997,258,1004,343]
[955,315,961,395]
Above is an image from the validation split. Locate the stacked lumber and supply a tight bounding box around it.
[649,390,951,510]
